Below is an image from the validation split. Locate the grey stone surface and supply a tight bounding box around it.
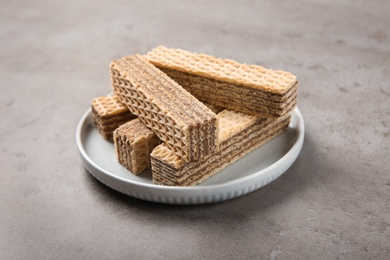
[1,0,389,259]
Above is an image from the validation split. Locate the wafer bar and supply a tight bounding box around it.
[113,118,160,175]
[110,54,218,163]
[145,46,298,118]
[91,95,136,139]
[151,110,291,186]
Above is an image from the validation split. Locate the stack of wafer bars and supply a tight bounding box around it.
[90,46,298,186]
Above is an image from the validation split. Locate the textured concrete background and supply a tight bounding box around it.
[1,0,389,259]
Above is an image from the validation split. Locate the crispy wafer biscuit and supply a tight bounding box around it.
[145,46,298,118]
[110,54,218,163]
[151,110,291,186]
[113,119,160,175]
[91,95,136,139]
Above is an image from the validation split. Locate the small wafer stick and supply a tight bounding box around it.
[113,119,160,175]
[91,95,136,139]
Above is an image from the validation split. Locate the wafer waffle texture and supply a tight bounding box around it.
[91,95,136,139]
[151,110,291,186]
[145,46,298,118]
[110,101,223,175]
[110,54,218,163]
[113,118,161,175]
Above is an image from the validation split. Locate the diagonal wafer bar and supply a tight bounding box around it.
[91,95,136,139]
[145,46,298,118]
[113,119,160,175]
[151,110,291,186]
[110,54,218,163]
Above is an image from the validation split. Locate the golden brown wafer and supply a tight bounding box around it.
[110,54,218,163]
[113,119,160,175]
[91,95,136,139]
[145,46,298,118]
[151,110,291,186]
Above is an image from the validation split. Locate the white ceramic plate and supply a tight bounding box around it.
[76,107,304,204]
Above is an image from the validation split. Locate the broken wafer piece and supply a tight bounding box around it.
[151,110,291,186]
[91,95,136,139]
[145,46,298,118]
[113,118,160,175]
[110,54,218,163]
